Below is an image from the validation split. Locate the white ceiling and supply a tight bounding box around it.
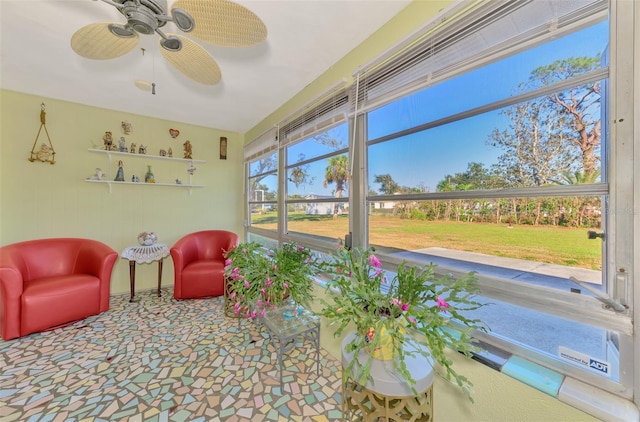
[0,0,411,133]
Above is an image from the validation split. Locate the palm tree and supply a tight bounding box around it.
[554,169,601,185]
[323,155,350,218]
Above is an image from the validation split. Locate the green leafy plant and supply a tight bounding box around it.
[224,241,317,318]
[320,246,488,401]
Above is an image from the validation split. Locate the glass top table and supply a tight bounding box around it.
[257,300,321,389]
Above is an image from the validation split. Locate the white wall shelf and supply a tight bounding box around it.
[86,148,205,194]
[87,148,206,164]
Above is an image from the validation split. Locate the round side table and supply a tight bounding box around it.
[341,331,434,421]
[121,243,170,302]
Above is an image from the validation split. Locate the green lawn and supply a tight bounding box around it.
[251,212,601,270]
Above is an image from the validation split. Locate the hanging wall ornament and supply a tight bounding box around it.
[29,103,56,164]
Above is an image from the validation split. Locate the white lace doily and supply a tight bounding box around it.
[121,243,170,264]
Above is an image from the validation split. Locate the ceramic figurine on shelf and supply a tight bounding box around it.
[130,143,136,153]
[159,149,167,157]
[102,131,113,151]
[118,137,127,152]
[168,148,173,158]
[187,163,196,175]
[145,165,155,183]
[87,168,104,181]
[183,140,192,159]
[114,160,125,181]
[175,178,182,184]
[138,145,147,155]
[132,175,140,182]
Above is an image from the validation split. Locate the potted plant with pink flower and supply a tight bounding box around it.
[224,241,317,319]
[319,246,487,400]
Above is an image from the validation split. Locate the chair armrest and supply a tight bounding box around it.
[74,241,118,312]
[0,267,25,340]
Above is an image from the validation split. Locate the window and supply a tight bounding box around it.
[356,0,634,400]
[280,90,350,245]
[243,0,637,411]
[245,128,278,237]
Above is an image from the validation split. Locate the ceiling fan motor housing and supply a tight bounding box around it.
[119,0,168,35]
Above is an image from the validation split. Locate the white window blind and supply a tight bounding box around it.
[244,127,278,163]
[280,89,349,148]
[353,0,608,114]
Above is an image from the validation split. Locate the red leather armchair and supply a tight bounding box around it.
[170,230,238,300]
[0,238,118,341]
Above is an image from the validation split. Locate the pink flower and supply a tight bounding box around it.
[283,283,289,289]
[244,280,250,289]
[374,269,383,276]
[230,292,236,300]
[251,310,257,319]
[368,254,381,268]
[256,299,262,308]
[225,259,232,267]
[259,309,266,318]
[297,245,304,252]
[242,248,247,253]
[265,278,272,287]
[273,264,278,271]
[437,296,450,310]
[407,316,416,326]
[401,303,409,311]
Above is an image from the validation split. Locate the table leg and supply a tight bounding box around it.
[315,325,320,375]
[157,259,163,297]
[278,338,285,389]
[128,261,140,303]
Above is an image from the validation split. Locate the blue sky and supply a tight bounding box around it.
[282,20,608,197]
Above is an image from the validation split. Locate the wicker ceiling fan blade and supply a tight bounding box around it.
[172,0,267,47]
[160,34,221,85]
[71,22,139,60]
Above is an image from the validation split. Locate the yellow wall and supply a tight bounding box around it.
[0,90,244,295]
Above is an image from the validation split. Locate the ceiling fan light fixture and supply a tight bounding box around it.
[160,36,182,52]
[172,8,194,32]
[108,23,136,38]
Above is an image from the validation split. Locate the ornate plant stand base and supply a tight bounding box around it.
[341,331,434,422]
[223,277,239,318]
[342,378,433,422]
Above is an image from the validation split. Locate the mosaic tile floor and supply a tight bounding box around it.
[0,288,343,421]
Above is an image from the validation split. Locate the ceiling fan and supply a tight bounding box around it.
[70,0,267,85]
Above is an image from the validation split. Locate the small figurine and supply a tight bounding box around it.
[114,160,125,181]
[34,144,54,162]
[118,137,127,152]
[138,145,147,154]
[159,149,167,157]
[87,168,104,181]
[187,163,196,175]
[183,140,192,159]
[169,128,180,138]
[145,165,155,183]
[103,131,113,150]
[130,142,136,153]
[121,121,132,135]
[131,175,140,182]
[175,178,182,184]
[168,148,173,158]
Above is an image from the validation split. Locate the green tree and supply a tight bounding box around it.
[529,57,602,179]
[323,154,350,218]
[374,174,400,194]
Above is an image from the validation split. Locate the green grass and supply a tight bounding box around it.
[251,212,601,270]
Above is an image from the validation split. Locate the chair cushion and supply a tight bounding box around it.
[21,275,101,336]
[180,261,225,299]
